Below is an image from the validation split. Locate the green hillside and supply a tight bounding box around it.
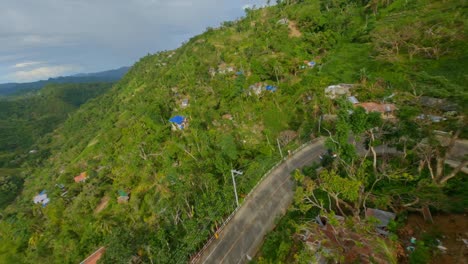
[1,0,466,263]
[0,67,128,97]
[0,83,112,211]
[0,83,112,166]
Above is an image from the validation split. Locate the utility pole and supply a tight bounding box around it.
[318,115,322,135]
[231,169,243,208]
[276,138,284,159]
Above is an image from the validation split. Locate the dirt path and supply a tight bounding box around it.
[288,21,302,37]
[94,196,109,214]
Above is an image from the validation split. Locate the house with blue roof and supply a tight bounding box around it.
[169,115,187,130]
[248,83,278,96]
[306,61,316,68]
[265,85,277,92]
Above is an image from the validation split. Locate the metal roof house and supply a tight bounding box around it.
[365,208,396,235]
[181,98,189,108]
[347,96,359,104]
[222,114,233,120]
[265,85,277,92]
[420,96,457,112]
[324,84,353,99]
[80,247,106,264]
[356,102,397,115]
[248,83,264,96]
[277,18,289,25]
[365,208,396,228]
[33,190,50,207]
[169,115,187,130]
[248,83,277,96]
[306,61,316,68]
[416,114,447,123]
[74,172,88,183]
[117,190,129,204]
[217,63,236,74]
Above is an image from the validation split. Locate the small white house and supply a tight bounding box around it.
[181,98,189,108]
[277,18,289,25]
[417,114,447,123]
[33,191,50,207]
[325,84,353,99]
[248,83,264,96]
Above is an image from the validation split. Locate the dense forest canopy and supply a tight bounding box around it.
[0,82,112,211]
[0,0,466,263]
[0,67,129,97]
[0,83,113,166]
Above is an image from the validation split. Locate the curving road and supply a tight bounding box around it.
[193,138,467,264]
[194,138,326,264]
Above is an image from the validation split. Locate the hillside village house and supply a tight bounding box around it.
[222,113,233,120]
[181,98,189,108]
[324,84,353,99]
[416,114,447,123]
[208,67,216,77]
[277,18,289,25]
[80,247,106,264]
[33,190,50,207]
[356,102,397,117]
[347,96,359,104]
[248,83,264,96]
[365,208,396,236]
[217,62,235,74]
[420,96,457,112]
[117,190,130,203]
[74,172,88,183]
[209,63,236,76]
[248,83,277,96]
[305,60,316,68]
[265,85,277,92]
[169,115,188,130]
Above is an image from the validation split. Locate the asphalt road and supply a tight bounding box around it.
[194,138,467,264]
[195,138,326,264]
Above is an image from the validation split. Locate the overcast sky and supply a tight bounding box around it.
[0,0,266,83]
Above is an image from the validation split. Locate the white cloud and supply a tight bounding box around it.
[12,61,43,68]
[0,54,27,63]
[0,0,267,82]
[11,65,81,82]
[21,35,64,45]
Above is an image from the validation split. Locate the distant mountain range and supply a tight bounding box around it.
[0,66,130,96]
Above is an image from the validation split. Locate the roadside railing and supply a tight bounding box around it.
[189,137,324,263]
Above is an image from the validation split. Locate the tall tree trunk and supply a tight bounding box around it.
[436,155,444,179]
[426,156,435,180]
[418,160,425,175]
[368,129,377,173]
[434,129,461,184]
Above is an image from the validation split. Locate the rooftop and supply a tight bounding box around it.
[80,247,106,264]
[365,208,396,228]
[356,102,396,113]
[169,115,185,125]
[74,172,88,183]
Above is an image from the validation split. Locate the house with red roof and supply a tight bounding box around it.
[80,247,105,264]
[355,102,397,118]
[74,172,88,183]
